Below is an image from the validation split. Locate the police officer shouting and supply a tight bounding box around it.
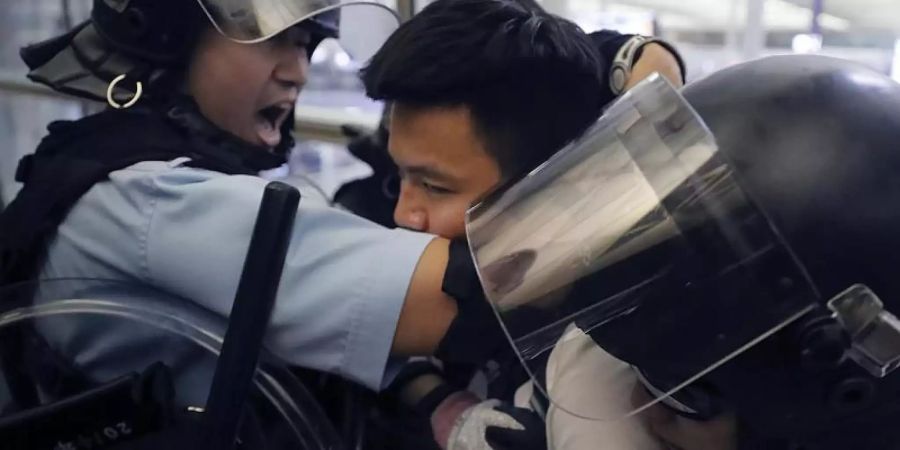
[0,0,505,422]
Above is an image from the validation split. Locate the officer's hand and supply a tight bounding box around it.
[436,239,514,365]
[483,403,547,450]
[432,391,547,450]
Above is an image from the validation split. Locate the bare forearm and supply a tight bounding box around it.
[392,237,458,356]
[626,43,684,90]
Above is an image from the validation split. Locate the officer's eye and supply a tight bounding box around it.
[275,28,311,49]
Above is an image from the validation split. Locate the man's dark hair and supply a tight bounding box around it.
[361,0,605,178]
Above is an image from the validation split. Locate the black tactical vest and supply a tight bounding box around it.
[0,98,287,287]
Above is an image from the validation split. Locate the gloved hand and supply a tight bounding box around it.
[436,239,512,365]
[483,403,548,450]
[431,391,547,450]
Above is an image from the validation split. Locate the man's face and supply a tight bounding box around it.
[187,26,311,149]
[388,104,502,238]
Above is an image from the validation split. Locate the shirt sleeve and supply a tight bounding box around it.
[590,30,635,66]
[138,161,435,390]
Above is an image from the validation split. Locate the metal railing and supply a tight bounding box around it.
[0,70,63,100]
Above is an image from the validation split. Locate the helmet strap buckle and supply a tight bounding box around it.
[106,74,143,109]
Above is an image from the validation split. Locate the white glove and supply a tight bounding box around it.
[432,391,544,450]
[448,399,525,450]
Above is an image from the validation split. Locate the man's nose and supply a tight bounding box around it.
[394,185,427,231]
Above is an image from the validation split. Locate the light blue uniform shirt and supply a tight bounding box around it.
[38,158,434,399]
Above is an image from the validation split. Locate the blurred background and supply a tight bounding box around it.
[2,0,898,206]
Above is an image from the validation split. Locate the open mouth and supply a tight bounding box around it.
[255,104,292,148]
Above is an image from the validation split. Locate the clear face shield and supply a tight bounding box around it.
[0,278,340,449]
[195,0,399,63]
[464,75,822,422]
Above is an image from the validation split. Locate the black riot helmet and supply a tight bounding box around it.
[464,55,900,450]
[88,0,339,64]
[20,0,395,103]
[19,0,397,158]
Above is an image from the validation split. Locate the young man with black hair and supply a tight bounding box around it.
[344,0,685,449]
[336,7,683,233]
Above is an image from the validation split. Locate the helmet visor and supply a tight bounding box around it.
[195,0,399,62]
[465,75,819,421]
